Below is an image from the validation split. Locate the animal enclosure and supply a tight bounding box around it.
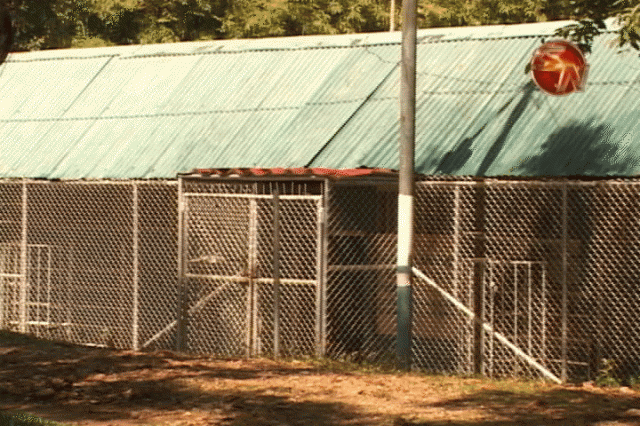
[0,175,639,383]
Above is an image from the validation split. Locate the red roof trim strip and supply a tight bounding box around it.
[189,167,398,179]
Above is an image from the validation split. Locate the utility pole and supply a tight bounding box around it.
[390,0,396,31]
[397,0,417,370]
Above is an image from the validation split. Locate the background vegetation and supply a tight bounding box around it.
[1,0,639,53]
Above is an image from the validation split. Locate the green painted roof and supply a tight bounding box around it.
[1,20,639,178]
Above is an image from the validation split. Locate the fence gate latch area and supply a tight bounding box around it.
[178,182,324,358]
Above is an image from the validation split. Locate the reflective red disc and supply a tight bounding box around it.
[531,40,588,96]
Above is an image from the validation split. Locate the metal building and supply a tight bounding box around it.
[1,19,640,382]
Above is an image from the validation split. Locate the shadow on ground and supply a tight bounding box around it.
[401,387,640,426]
[1,330,639,426]
[0,331,373,425]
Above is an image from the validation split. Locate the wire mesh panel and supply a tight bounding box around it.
[3,175,640,383]
[137,182,178,351]
[183,194,252,356]
[483,260,550,379]
[567,183,640,382]
[22,182,134,347]
[0,182,21,244]
[325,181,398,363]
[481,184,563,380]
[0,243,70,340]
[0,182,24,333]
[181,181,322,358]
[0,180,178,350]
[413,179,640,383]
[412,183,475,374]
[255,197,322,357]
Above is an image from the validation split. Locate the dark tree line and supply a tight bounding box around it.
[0,0,638,54]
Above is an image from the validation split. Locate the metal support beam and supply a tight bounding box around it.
[272,190,281,357]
[177,178,187,351]
[132,182,140,351]
[315,197,326,356]
[247,199,258,356]
[561,183,568,382]
[19,181,28,334]
[473,180,487,375]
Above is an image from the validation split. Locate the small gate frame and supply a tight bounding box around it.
[177,169,400,359]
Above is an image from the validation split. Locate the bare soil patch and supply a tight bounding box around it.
[1,331,639,425]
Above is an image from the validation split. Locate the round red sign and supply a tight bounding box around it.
[530,40,588,96]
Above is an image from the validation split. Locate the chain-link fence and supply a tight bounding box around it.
[0,180,178,351]
[413,179,640,383]
[2,176,639,384]
[179,178,325,358]
[325,180,398,364]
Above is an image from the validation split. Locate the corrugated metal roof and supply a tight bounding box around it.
[0,19,639,178]
[311,22,640,177]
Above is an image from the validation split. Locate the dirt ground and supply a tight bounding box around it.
[1,331,640,426]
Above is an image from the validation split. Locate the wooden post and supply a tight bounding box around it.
[390,0,396,31]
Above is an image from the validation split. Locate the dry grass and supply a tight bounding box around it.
[1,331,640,426]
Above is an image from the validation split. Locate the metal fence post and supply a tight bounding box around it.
[272,189,281,358]
[177,178,186,351]
[320,181,330,357]
[0,243,5,329]
[19,180,28,334]
[473,179,487,375]
[315,196,325,356]
[561,182,568,382]
[452,185,461,295]
[132,182,139,351]
[248,198,258,357]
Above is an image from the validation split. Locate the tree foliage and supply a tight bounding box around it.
[552,0,640,52]
[420,0,640,53]
[0,2,11,64]
[0,0,638,54]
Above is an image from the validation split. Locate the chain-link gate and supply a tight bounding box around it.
[0,242,69,337]
[179,182,324,358]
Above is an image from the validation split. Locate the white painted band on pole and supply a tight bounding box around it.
[397,194,414,279]
[412,267,562,384]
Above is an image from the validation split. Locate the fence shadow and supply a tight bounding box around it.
[407,387,640,426]
[0,331,372,426]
